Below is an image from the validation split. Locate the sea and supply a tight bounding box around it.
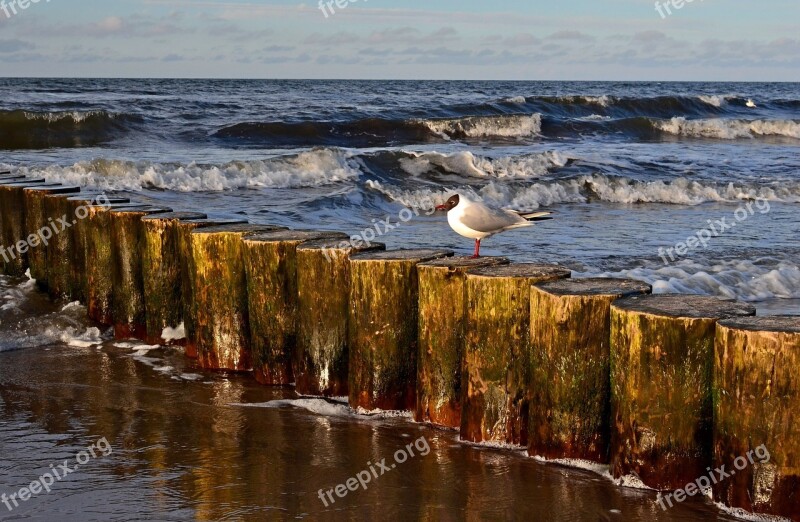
[0,79,798,521]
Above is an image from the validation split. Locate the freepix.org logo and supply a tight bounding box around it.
[1,0,51,20]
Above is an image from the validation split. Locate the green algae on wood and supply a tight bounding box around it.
[294,239,386,397]
[86,204,153,325]
[140,212,207,345]
[528,278,651,463]
[189,224,286,371]
[110,207,173,339]
[175,218,248,358]
[65,194,129,302]
[0,179,46,275]
[242,230,348,386]
[416,256,510,429]
[22,185,80,287]
[461,264,571,446]
[713,315,800,521]
[609,294,755,491]
[348,249,453,411]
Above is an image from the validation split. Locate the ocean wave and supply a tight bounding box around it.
[397,150,568,179]
[655,117,800,140]
[0,109,140,149]
[367,173,800,209]
[213,118,437,147]
[420,114,542,139]
[24,149,361,192]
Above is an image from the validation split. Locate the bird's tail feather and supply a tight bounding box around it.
[519,211,553,222]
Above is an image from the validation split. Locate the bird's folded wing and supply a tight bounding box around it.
[460,203,525,232]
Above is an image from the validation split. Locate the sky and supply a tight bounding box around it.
[0,0,798,80]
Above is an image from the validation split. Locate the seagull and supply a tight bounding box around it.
[435,194,552,258]
[746,99,757,108]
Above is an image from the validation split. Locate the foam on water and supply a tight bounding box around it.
[581,259,800,302]
[24,148,361,192]
[368,173,800,210]
[420,114,542,139]
[398,150,568,179]
[230,398,414,420]
[656,117,800,139]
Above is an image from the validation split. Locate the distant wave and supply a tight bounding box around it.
[655,117,800,140]
[0,110,141,149]
[24,148,361,192]
[213,114,542,147]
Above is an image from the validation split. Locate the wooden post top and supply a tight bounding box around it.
[535,277,651,297]
[0,179,46,186]
[23,185,81,194]
[66,194,130,204]
[467,263,571,280]
[190,223,286,236]
[612,294,756,319]
[175,218,248,228]
[718,315,800,333]
[419,255,510,270]
[350,249,453,263]
[296,238,386,254]
[109,207,173,215]
[243,230,348,243]
[141,212,208,222]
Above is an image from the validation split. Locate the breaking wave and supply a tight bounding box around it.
[655,117,800,140]
[22,148,362,192]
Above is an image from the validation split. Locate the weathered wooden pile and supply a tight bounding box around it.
[0,176,796,521]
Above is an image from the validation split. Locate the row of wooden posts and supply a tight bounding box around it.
[0,175,797,521]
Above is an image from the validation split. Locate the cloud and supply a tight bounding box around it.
[0,39,29,53]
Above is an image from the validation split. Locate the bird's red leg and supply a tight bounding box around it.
[472,239,481,258]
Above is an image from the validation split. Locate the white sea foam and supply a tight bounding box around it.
[581,259,800,303]
[505,96,527,104]
[398,150,568,179]
[697,95,728,107]
[368,172,800,211]
[230,398,413,420]
[420,114,542,139]
[21,110,118,124]
[656,117,800,140]
[715,503,793,522]
[23,148,361,192]
[161,323,186,341]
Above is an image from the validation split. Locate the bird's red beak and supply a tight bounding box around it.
[435,204,447,211]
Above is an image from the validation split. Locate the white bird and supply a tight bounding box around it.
[435,194,552,258]
[746,99,757,108]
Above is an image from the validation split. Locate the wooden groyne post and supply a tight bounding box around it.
[294,238,385,397]
[188,224,286,371]
[65,194,129,302]
[461,264,571,445]
[415,256,509,428]
[23,184,81,286]
[242,230,348,386]
[140,212,208,344]
[110,207,174,339]
[0,179,46,275]
[609,294,755,490]
[714,315,800,521]
[86,204,153,325]
[528,278,651,462]
[172,218,248,357]
[348,249,453,411]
